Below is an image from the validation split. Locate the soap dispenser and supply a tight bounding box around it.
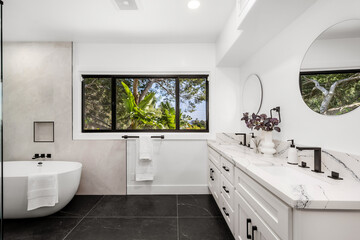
[287,139,298,165]
[249,133,256,151]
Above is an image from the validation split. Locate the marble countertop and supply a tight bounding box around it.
[208,140,360,210]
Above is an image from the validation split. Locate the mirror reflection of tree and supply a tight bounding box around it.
[300,72,360,115]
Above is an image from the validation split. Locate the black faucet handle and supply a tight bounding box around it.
[296,147,321,151]
[328,171,343,180]
[298,161,310,168]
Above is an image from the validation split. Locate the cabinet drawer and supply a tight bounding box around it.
[221,156,235,184]
[221,194,234,234]
[235,191,280,240]
[235,168,292,240]
[208,146,221,168]
[208,160,221,206]
[220,175,234,209]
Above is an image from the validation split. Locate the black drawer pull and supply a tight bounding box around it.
[252,226,257,240]
[222,186,229,193]
[246,218,251,239]
[222,207,229,216]
[209,168,214,180]
[222,166,230,172]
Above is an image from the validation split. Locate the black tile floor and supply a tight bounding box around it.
[4,194,234,240]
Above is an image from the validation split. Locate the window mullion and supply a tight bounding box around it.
[111,77,116,131]
[176,77,180,130]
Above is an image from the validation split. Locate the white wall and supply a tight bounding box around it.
[73,43,240,194]
[237,0,360,155]
[126,139,209,194]
[301,37,360,71]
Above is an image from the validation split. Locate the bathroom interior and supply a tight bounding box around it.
[1,0,360,239]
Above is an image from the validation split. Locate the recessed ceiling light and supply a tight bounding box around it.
[188,0,200,9]
[123,1,129,5]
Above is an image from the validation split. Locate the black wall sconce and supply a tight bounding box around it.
[270,107,281,123]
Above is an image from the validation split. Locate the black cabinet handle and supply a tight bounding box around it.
[246,218,251,239]
[209,168,215,181]
[222,166,230,172]
[222,207,229,216]
[222,186,229,193]
[252,226,257,240]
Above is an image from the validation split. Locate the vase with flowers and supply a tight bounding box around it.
[241,112,281,157]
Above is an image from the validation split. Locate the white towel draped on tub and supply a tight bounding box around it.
[27,173,59,211]
[136,136,154,181]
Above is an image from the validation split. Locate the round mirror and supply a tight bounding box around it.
[242,74,263,114]
[300,20,360,115]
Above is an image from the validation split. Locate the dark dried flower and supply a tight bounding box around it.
[241,112,281,132]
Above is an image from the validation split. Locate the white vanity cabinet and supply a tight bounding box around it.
[234,168,291,240]
[208,144,360,240]
[235,169,292,240]
[208,147,236,233]
[221,156,235,183]
[219,157,236,234]
[235,191,280,240]
[208,159,221,205]
[208,146,291,239]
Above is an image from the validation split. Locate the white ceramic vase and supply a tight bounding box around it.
[260,131,276,157]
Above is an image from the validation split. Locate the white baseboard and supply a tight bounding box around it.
[127,184,210,195]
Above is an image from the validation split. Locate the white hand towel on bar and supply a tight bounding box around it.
[27,173,59,211]
[139,136,153,160]
[136,136,154,181]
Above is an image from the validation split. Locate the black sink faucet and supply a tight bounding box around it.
[235,133,247,147]
[296,147,323,173]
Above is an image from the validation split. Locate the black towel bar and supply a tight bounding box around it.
[122,135,139,139]
[151,135,165,139]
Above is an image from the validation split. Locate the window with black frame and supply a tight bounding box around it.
[82,75,209,132]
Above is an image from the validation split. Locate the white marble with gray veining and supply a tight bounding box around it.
[208,133,360,210]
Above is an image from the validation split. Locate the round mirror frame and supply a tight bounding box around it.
[299,19,360,116]
[242,74,263,115]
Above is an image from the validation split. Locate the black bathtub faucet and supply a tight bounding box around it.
[32,153,52,159]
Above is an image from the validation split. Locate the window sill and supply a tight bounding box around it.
[73,132,215,141]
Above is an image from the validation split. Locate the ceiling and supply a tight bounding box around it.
[3,0,235,43]
[318,20,360,40]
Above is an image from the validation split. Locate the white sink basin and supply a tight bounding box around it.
[251,160,274,166]
[258,166,328,185]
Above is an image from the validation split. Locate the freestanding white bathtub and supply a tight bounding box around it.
[3,161,82,219]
